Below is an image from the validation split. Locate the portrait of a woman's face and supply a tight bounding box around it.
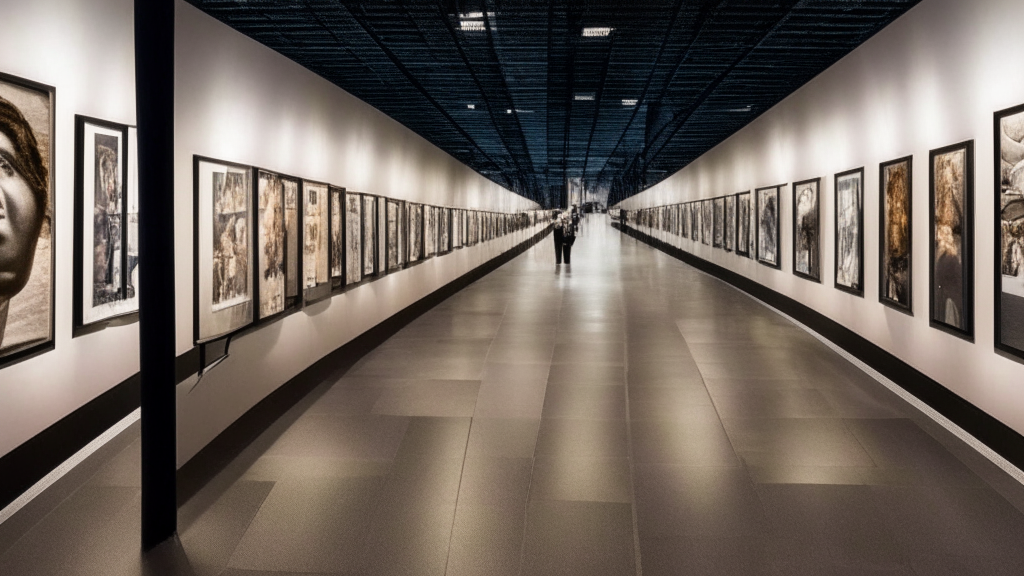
[0,76,54,361]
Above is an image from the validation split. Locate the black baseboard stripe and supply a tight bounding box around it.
[0,228,550,513]
[615,222,1024,472]
[175,227,552,504]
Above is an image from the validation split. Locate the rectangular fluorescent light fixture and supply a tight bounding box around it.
[461,19,485,31]
[574,93,595,101]
[727,105,753,113]
[467,104,476,109]
[582,27,612,37]
[622,99,638,106]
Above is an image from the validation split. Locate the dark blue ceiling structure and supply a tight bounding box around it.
[188,0,921,207]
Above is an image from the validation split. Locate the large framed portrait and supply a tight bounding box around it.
[329,186,344,285]
[756,185,781,268]
[835,168,864,295]
[736,192,751,257]
[302,180,331,303]
[254,169,302,321]
[361,194,377,277]
[702,200,713,245]
[439,207,451,254]
[713,197,725,248]
[194,157,253,344]
[725,196,736,252]
[408,202,423,261]
[0,73,55,366]
[880,156,913,313]
[931,140,974,339]
[74,116,139,332]
[792,178,821,282]
[996,104,1024,359]
[344,191,362,284]
[386,198,404,271]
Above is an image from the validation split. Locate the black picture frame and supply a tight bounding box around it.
[253,167,304,322]
[329,185,345,290]
[361,193,377,278]
[834,167,865,296]
[376,196,387,274]
[792,177,821,283]
[438,206,452,255]
[301,179,332,304]
[713,197,725,248]
[702,200,713,245]
[73,115,137,334]
[725,196,736,252]
[735,192,750,257]
[344,190,364,284]
[386,198,405,272]
[755,185,781,269]
[0,72,56,368]
[995,104,1024,360]
[879,156,914,314]
[930,139,975,340]
[193,156,255,345]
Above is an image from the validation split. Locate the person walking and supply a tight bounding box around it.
[561,214,577,265]
[553,215,565,265]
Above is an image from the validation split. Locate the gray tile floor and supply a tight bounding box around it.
[3,215,1024,575]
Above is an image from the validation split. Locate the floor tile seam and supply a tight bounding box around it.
[623,321,644,576]
[441,417,475,576]
[219,480,278,573]
[639,228,1024,490]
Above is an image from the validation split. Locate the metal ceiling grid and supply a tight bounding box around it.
[188,0,921,207]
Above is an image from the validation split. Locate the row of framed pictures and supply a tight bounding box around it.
[624,103,1024,363]
[194,156,542,345]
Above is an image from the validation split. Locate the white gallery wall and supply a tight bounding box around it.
[0,0,540,467]
[617,0,1024,437]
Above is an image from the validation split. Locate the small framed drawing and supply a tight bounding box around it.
[834,168,864,295]
[386,198,405,272]
[702,200,712,245]
[713,197,725,248]
[725,196,736,252]
[792,178,821,282]
[74,116,139,332]
[194,156,253,344]
[361,193,377,277]
[377,196,387,274]
[0,72,56,367]
[755,185,781,269]
[690,202,699,242]
[344,190,362,284]
[439,206,451,255]
[329,185,344,290]
[254,168,302,321]
[879,156,913,313]
[408,202,423,261]
[930,140,974,340]
[302,179,331,304]
[996,104,1024,359]
[735,193,750,257]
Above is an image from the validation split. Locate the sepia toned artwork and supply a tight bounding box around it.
[682,203,690,239]
[387,199,401,271]
[997,105,1024,357]
[725,196,736,252]
[757,186,780,268]
[362,194,375,276]
[1,74,55,364]
[736,192,750,257]
[690,202,699,241]
[713,197,725,248]
[345,192,362,284]
[835,169,863,294]
[880,157,913,312]
[195,157,253,343]
[377,196,387,271]
[408,203,423,260]
[930,140,974,338]
[330,187,344,279]
[425,206,437,257]
[303,181,330,296]
[702,200,713,245]
[793,178,820,282]
[283,178,299,300]
[256,170,286,319]
[439,207,450,254]
[75,117,141,330]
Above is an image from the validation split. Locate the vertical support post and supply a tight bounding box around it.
[135,0,177,551]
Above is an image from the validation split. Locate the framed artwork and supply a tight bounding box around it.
[713,197,725,248]
[756,186,781,268]
[407,202,423,262]
[725,196,736,252]
[690,202,699,241]
[681,203,690,239]
[880,156,913,313]
[996,104,1024,359]
[702,200,712,245]
[424,205,436,257]
[361,194,376,277]
[792,178,821,282]
[329,186,344,283]
[194,157,253,344]
[254,169,298,321]
[302,180,331,303]
[834,168,864,295]
[74,116,138,331]
[736,192,750,257]
[439,207,451,254]
[0,73,55,366]
[452,209,463,249]
[386,198,403,271]
[344,191,362,284]
[283,176,300,304]
[377,196,387,273]
[930,140,974,339]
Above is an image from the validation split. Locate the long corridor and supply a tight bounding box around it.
[4,216,1024,576]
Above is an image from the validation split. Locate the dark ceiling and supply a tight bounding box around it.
[188,0,921,207]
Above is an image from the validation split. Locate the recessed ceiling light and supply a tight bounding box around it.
[506,109,513,114]
[582,27,612,37]
[622,99,638,106]
[574,93,595,101]
[726,105,753,113]
[467,104,476,109]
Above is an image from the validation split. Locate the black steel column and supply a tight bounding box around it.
[135,0,177,550]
